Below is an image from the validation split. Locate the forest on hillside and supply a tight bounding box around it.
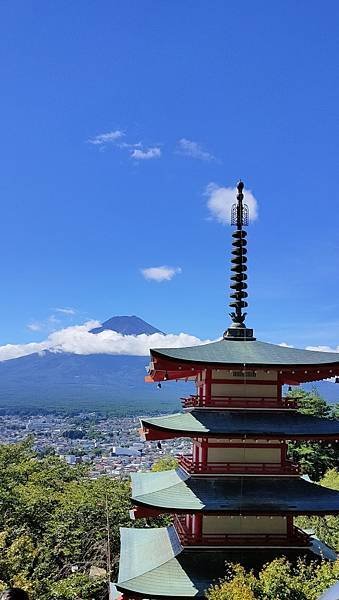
[0,390,337,599]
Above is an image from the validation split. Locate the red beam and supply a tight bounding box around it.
[209,379,278,385]
[150,353,339,383]
[145,369,197,382]
[141,427,179,441]
[131,506,163,519]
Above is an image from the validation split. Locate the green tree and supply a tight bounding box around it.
[290,388,331,418]
[0,438,170,599]
[297,469,339,551]
[151,455,178,472]
[207,564,257,600]
[206,558,339,600]
[49,573,106,599]
[0,440,134,599]
[287,389,338,480]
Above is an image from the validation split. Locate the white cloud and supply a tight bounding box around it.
[279,342,295,348]
[304,345,339,382]
[119,142,142,149]
[177,138,215,161]
[87,130,124,145]
[131,147,161,160]
[0,321,212,362]
[26,309,75,334]
[87,128,162,161]
[141,266,182,282]
[55,307,76,316]
[49,314,60,323]
[27,323,42,332]
[205,184,259,224]
[4,321,339,372]
[305,345,339,353]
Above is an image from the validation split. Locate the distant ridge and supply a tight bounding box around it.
[90,315,164,336]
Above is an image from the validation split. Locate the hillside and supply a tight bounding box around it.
[0,316,189,415]
[0,351,187,414]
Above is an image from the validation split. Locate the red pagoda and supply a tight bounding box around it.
[115,182,339,600]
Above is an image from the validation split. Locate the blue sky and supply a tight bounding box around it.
[0,1,339,350]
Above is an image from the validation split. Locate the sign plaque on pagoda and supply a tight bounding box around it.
[115,182,339,600]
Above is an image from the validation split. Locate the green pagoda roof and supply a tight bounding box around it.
[116,526,336,598]
[152,338,339,368]
[141,409,339,439]
[131,470,339,514]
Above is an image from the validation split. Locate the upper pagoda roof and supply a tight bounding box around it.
[151,338,339,369]
[141,409,339,440]
[116,526,335,598]
[131,470,339,514]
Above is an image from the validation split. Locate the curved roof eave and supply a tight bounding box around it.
[150,339,339,369]
[131,470,339,514]
[140,410,339,439]
[116,527,329,598]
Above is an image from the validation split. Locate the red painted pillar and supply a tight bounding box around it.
[201,438,208,470]
[193,440,199,467]
[198,373,203,404]
[286,515,294,539]
[281,442,287,468]
[205,369,212,406]
[192,513,203,541]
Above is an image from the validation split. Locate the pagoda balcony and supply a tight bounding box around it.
[179,455,300,476]
[181,395,298,410]
[174,516,309,547]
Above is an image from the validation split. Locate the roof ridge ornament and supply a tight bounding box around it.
[224,180,255,341]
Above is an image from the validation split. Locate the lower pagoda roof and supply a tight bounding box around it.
[141,410,339,440]
[131,470,339,515]
[116,526,336,599]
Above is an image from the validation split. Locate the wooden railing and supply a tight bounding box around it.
[174,515,309,547]
[181,395,298,409]
[179,455,300,475]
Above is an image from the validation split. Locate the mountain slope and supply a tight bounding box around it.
[0,316,185,415]
[0,351,187,414]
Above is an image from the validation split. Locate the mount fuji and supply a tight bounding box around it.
[0,316,188,415]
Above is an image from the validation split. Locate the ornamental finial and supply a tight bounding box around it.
[223,181,255,340]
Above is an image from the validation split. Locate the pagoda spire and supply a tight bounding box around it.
[224,180,255,340]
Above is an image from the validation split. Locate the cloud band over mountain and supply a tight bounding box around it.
[0,321,212,362]
[0,321,337,365]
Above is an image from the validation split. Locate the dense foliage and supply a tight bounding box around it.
[297,469,339,551]
[0,440,134,599]
[151,455,179,472]
[287,389,338,480]
[206,558,339,600]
